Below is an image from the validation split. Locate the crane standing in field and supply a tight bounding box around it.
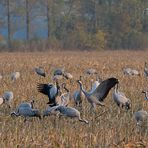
[73,76,85,106]
[43,83,70,117]
[11,72,20,81]
[37,80,61,106]
[112,84,131,110]
[134,90,148,126]
[77,77,119,111]
[0,91,14,108]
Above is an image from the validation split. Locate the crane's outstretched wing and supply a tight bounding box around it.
[37,83,58,106]
[37,83,52,96]
[92,77,118,102]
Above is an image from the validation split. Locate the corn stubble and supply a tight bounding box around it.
[0,51,148,147]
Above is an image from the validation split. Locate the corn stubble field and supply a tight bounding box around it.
[0,51,148,148]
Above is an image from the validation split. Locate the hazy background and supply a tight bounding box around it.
[0,0,148,51]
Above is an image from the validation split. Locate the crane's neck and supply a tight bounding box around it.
[31,102,34,109]
[79,83,87,96]
[11,111,19,117]
[144,92,148,99]
[114,83,118,93]
[96,74,99,81]
[64,86,69,93]
[56,81,61,95]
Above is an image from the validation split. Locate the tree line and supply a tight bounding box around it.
[0,0,148,51]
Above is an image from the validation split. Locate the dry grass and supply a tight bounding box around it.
[0,50,148,148]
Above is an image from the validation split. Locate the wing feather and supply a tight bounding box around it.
[92,77,118,102]
[37,83,52,96]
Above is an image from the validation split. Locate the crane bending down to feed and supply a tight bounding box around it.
[37,80,61,106]
[53,68,65,76]
[112,84,131,110]
[77,77,119,111]
[123,68,140,76]
[63,72,73,80]
[11,72,20,81]
[55,105,89,124]
[134,110,148,126]
[85,68,97,75]
[0,91,13,108]
[35,67,46,77]
[43,105,59,117]
[11,101,41,122]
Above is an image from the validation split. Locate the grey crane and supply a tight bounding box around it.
[0,91,13,108]
[73,76,85,106]
[48,83,70,107]
[43,105,59,117]
[123,68,140,76]
[123,68,132,75]
[15,100,34,109]
[134,110,148,126]
[52,75,63,81]
[144,62,148,77]
[112,84,131,110]
[35,67,46,77]
[11,101,41,122]
[37,80,61,106]
[131,69,140,76]
[142,90,148,100]
[63,72,73,80]
[53,68,65,76]
[55,105,89,124]
[77,77,118,110]
[85,68,97,75]
[59,83,70,106]
[73,90,84,107]
[11,72,20,81]
[53,68,73,81]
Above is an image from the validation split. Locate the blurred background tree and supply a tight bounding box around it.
[0,0,148,51]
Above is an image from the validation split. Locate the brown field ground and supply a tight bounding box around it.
[0,50,148,148]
